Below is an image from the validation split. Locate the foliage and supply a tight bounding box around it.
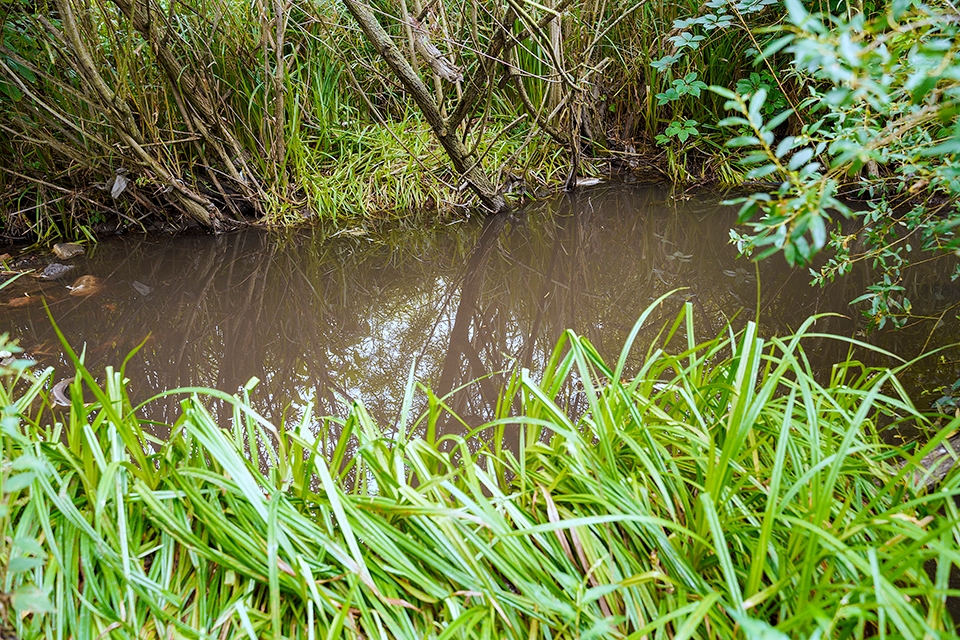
[2,301,959,637]
[0,0,805,236]
[931,378,960,415]
[655,74,709,106]
[735,71,787,117]
[0,337,52,636]
[655,119,700,145]
[713,0,960,329]
[644,0,786,175]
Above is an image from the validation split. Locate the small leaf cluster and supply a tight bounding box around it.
[656,73,708,105]
[648,0,785,153]
[714,0,960,328]
[656,120,700,145]
[932,378,960,415]
[735,72,787,117]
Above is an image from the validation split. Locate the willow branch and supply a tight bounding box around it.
[506,48,568,145]
[448,0,575,129]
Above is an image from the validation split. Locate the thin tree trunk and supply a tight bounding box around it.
[340,0,508,213]
[53,0,226,229]
[548,0,562,113]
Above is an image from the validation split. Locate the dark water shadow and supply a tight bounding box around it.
[0,185,957,440]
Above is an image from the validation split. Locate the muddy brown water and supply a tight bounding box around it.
[2,185,959,436]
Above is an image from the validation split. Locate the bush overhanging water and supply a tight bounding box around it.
[1,302,959,638]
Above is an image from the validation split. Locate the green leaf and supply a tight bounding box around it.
[13,536,45,557]
[728,136,760,148]
[728,611,790,639]
[740,152,772,166]
[0,80,23,102]
[892,0,915,19]
[582,617,622,640]
[783,242,799,265]
[909,75,939,104]
[4,471,35,493]
[8,556,44,574]
[810,213,827,249]
[761,35,796,58]
[11,585,55,615]
[785,0,808,24]
[775,136,797,158]
[921,135,960,156]
[748,89,768,120]
[12,454,47,473]
[788,148,814,170]
[766,108,792,130]
[736,201,760,223]
[651,54,681,71]
[718,116,749,128]
[584,583,620,604]
[746,164,778,179]
[710,86,738,100]
[3,56,36,84]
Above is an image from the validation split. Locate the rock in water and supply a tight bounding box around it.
[40,263,75,280]
[53,243,85,259]
[68,275,101,296]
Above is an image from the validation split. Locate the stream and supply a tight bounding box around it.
[2,184,958,434]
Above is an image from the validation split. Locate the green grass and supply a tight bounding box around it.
[0,0,787,238]
[279,113,573,226]
[1,299,959,638]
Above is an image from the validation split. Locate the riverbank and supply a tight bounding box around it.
[0,0,771,238]
[4,0,958,339]
[2,302,959,638]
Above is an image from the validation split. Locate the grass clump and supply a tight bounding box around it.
[1,300,959,638]
[281,114,571,226]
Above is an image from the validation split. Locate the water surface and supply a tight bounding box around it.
[2,185,958,432]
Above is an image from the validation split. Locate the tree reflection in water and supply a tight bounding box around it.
[1,185,958,445]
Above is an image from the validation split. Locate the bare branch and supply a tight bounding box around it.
[340,0,508,212]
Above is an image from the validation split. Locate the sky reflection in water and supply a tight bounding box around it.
[2,185,958,437]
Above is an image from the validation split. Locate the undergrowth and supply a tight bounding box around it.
[281,115,573,227]
[0,0,769,238]
[1,298,959,638]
